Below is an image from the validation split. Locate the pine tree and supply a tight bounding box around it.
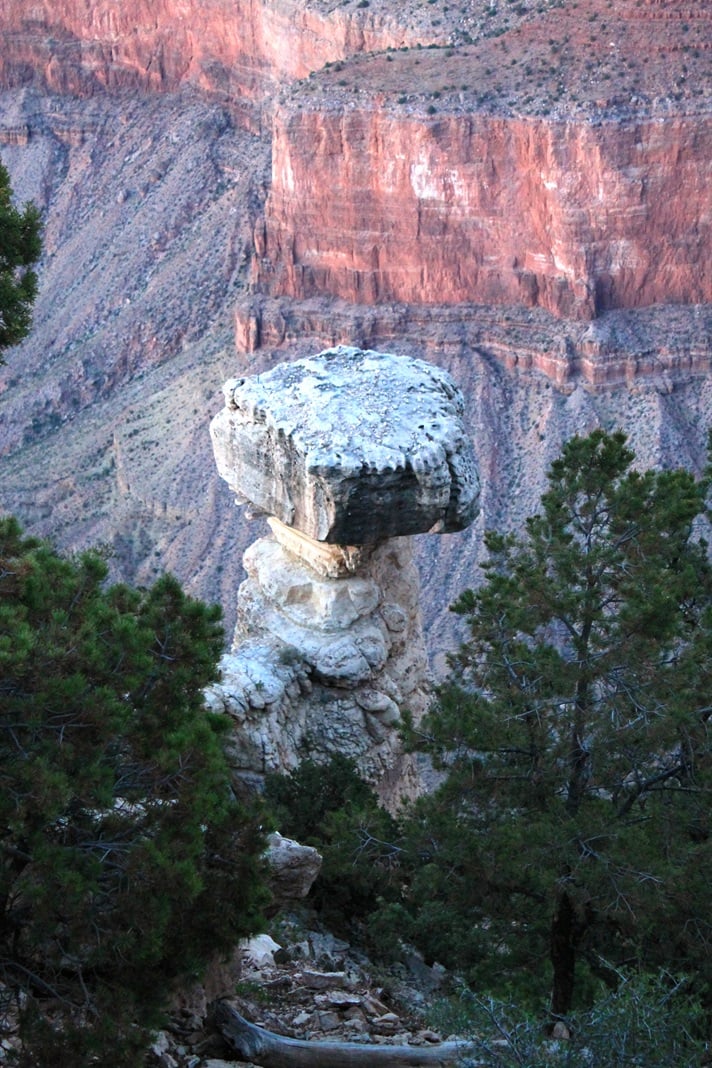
[0,160,41,360]
[0,518,268,1066]
[402,430,712,1017]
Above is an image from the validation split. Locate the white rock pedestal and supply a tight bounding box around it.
[207,347,479,806]
[207,533,430,804]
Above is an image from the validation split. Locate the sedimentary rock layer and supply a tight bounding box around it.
[259,104,712,321]
[234,297,712,391]
[0,0,432,105]
[2,0,709,320]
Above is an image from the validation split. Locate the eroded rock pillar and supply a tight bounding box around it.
[207,346,479,805]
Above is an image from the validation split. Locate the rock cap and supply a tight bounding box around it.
[210,346,478,544]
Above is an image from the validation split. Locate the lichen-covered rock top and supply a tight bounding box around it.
[210,346,479,544]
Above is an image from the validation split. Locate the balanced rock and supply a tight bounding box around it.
[210,346,479,545]
[208,347,479,806]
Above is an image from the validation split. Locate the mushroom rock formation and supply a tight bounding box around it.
[207,346,479,805]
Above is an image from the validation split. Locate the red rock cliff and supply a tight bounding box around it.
[1,0,709,325]
[258,103,711,321]
[0,0,434,104]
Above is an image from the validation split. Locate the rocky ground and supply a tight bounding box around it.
[288,0,711,120]
[149,912,454,1068]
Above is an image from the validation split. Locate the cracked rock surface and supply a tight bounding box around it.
[210,346,479,544]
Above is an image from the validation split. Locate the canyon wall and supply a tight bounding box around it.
[1,85,710,665]
[0,0,434,121]
[0,0,710,667]
[258,104,711,322]
[234,296,712,390]
[246,0,712,323]
[2,0,710,320]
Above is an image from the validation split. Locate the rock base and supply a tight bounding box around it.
[207,532,430,808]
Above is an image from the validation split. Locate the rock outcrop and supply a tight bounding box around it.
[210,346,478,542]
[207,348,478,800]
[209,535,430,802]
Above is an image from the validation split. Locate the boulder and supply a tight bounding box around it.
[210,346,479,545]
[264,833,322,904]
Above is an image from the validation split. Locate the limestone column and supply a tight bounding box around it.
[207,346,479,805]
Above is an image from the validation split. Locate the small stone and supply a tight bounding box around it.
[344,1016,368,1034]
[372,1012,401,1034]
[418,1029,443,1043]
[150,1032,171,1057]
[361,993,391,1016]
[240,934,281,969]
[306,930,350,966]
[344,1005,368,1022]
[314,990,362,1008]
[264,833,322,902]
[296,969,352,990]
[315,1010,341,1032]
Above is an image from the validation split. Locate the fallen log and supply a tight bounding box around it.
[215,1001,479,1067]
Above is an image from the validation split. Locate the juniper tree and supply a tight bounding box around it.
[0,160,41,360]
[401,430,711,1018]
[0,518,268,1066]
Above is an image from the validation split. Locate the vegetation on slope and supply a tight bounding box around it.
[0,519,269,1065]
[0,159,41,361]
[268,429,712,1060]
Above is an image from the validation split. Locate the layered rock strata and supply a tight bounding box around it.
[235,297,712,391]
[259,104,712,322]
[0,0,434,121]
[207,348,478,801]
[247,0,711,321]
